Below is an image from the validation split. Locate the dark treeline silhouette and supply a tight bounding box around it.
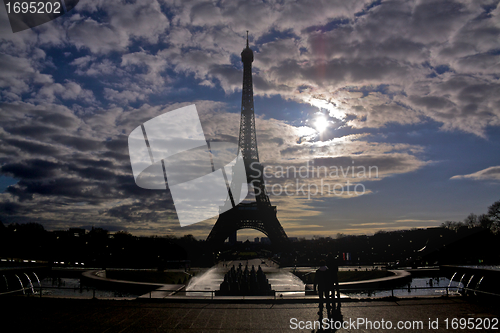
[285,199,500,267]
[284,225,499,267]
[1,199,499,268]
[2,222,498,268]
[441,199,500,233]
[0,223,209,268]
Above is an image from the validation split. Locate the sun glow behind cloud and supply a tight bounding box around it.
[314,114,328,133]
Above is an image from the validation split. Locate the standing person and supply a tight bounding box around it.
[313,260,332,314]
[327,253,340,302]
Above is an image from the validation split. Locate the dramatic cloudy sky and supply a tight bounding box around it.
[1,0,499,239]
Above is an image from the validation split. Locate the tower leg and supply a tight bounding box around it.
[229,231,237,245]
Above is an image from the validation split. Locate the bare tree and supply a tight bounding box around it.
[441,221,454,229]
[487,200,500,233]
[464,213,478,228]
[478,214,493,230]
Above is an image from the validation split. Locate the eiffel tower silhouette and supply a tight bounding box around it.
[206,32,289,249]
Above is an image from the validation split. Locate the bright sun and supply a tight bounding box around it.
[314,116,328,133]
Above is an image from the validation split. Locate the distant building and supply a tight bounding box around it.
[260,237,271,244]
[254,237,260,243]
[68,228,86,237]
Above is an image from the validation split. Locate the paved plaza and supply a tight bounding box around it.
[5,296,500,332]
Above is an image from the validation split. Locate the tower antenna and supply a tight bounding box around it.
[246,30,249,48]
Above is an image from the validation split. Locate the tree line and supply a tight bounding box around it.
[441,199,500,232]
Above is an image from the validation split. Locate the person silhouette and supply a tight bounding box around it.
[312,285,343,332]
[314,260,332,314]
[327,253,340,303]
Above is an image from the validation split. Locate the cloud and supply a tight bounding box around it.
[66,0,169,53]
[104,88,147,104]
[451,166,500,181]
[1,0,499,237]
[4,0,498,137]
[149,0,500,137]
[0,137,60,157]
[36,81,96,104]
[72,58,124,77]
[0,100,228,233]
[0,54,52,98]
[121,51,169,85]
[0,96,428,234]
[67,18,130,54]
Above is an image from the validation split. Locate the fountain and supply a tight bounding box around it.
[441,265,500,299]
[216,264,273,296]
[185,259,305,297]
[0,267,48,296]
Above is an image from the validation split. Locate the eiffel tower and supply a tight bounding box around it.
[206,33,289,250]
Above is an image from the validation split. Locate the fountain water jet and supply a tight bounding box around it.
[14,274,25,294]
[475,276,484,296]
[268,271,305,296]
[458,273,466,293]
[24,272,34,294]
[2,275,8,291]
[185,267,224,296]
[32,272,41,288]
